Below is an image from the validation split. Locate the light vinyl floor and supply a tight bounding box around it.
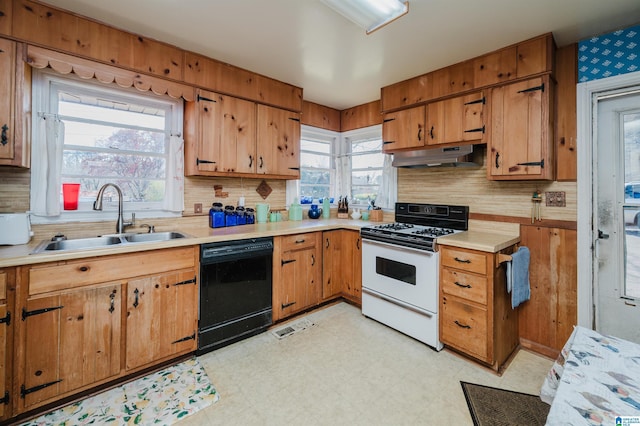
[183,302,554,425]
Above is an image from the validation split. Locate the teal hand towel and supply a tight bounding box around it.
[506,246,530,309]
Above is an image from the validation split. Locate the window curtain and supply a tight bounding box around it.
[335,155,351,200]
[31,116,65,217]
[163,135,185,212]
[285,179,300,207]
[376,154,397,209]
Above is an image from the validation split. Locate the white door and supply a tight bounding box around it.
[595,89,640,343]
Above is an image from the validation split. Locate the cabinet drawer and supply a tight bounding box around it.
[441,295,488,361]
[441,247,487,275]
[28,246,197,295]
[0,271,6,300]
[441,268,487,304]
[279,233,317,251]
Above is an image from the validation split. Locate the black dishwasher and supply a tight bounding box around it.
[198,237,273,355]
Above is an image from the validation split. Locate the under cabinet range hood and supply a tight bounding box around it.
[391,145,479,168]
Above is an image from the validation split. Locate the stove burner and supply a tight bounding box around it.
[412,227,456,237]
[375,222,414,231]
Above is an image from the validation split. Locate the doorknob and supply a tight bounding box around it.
[598,230,610,239]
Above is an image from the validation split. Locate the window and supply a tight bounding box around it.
[299,127,336,203]
[294,124,396,209]
[30,69,184,222]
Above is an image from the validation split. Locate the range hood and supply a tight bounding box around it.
[392,145,479,168]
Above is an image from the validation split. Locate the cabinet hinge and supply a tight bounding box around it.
[288,117,301,122]
[174,277,197,286]
[282,301,296,309]
[516,159,544,168]
[21,380,63,398]
[383,118,395,123]
[281,259,296,266]
[197,94,216,103]
[171,333,196,344]
[22,306,63,320]
[288,167,300,171]
[0,311,10,326]
[463,125,485,134]
[196,158,216,165]
[517,84,544,94]
[382,141,395,145]
[464,97,486,105]
[0,391,8,405]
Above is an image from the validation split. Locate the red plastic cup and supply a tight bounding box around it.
[62,183,80,210]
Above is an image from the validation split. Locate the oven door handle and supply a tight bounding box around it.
[361,238,436,256]
[362,288,433,318]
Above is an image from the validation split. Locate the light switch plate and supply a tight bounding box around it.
[545,192,566,207]
[194,203,203,214]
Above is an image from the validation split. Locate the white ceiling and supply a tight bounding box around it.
[41,0,640,110]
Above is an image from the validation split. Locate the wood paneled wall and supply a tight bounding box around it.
[0,167,30,212]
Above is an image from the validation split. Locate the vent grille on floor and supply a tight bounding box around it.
[271,319,314,339]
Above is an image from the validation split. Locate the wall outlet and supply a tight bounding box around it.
[545,191,566,207]
[194,203,203,214]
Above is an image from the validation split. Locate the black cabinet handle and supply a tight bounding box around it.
[356,238,360,250]
[454,257,471,264]
[1,124,7,146]
[133,288,140,308]
[495,152,500,169]
[454,320,471,329]
[259,156,264,168]
[311,254,315,266]
[429,126,435,139]
[326,238,330,249]
[517,159,545,168]
[417,127,423,141]
[295,239,305,244]
[454,281,472,289]
[249,155,253,168]
[109,292,115,313]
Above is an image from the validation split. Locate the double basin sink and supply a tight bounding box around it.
[32,231,189,254]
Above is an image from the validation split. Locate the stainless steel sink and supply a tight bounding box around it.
[35,236,123,253]
[123,231,187,243]
[31,231,190,254]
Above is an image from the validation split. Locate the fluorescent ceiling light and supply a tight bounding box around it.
[321,0,409,34]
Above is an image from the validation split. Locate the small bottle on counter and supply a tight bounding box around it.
[322,197,331,219]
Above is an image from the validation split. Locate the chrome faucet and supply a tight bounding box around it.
[93,183,135,234]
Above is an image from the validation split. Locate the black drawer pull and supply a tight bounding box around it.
[454,281,472,289]
[295,239,305,244]
[454,320,471,329]
[454,257,471,264]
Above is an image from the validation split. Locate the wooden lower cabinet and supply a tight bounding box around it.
[126,269,198,371]
[12,246,199,418]
[439,245,518,371]
[273,232,322,321]
[0,268,14,422]
[322,230,362,304]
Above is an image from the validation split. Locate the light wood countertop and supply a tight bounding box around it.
[0,219,368,268]
[436,230,520,253]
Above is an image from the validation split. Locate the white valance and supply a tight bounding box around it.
[26,45,196,102]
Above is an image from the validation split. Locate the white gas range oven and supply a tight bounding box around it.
[360,202,469,351]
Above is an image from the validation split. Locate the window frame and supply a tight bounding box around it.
[30,69,184,224]
[299,125,338,203]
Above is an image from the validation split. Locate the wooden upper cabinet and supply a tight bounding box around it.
[0,38,30,168]
[426,91,486,146]
[381,74,430,112]
[256,104,301,178]
[382,105,426,152]
[431,60,474,99]
[0,0,11,35]
[473,46,516,88]
[516,34,555,78]
[488,75,554,180]
[302,101,340,132]
[189,89,256,175]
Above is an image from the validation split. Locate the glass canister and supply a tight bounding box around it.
[236,206,246,225]
[245,207,255,224]
[322,197,331,219]
[224,205,237,226]
[209,203,225,228]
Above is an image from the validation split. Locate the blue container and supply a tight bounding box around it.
[245,208,255,224]
[225,212,237,226]
[209,209,225,228]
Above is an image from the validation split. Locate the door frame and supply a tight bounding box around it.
[577,70,640,329]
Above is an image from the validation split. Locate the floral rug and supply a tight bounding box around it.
[21,358,220,425]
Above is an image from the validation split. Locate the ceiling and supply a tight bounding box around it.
[41,0,640,110]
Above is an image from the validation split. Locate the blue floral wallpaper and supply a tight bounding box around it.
[578,24,640,82]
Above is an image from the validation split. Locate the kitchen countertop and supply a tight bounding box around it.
[0,219,368,268]
[436,230,520,253]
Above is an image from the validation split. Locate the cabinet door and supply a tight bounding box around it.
[20,284,122,411]
[0,38,15,162]
[126,270,197,371]
[0,271,7,419]
[322,230,343,300]
[195,90,256,174]
[382,105,425,152]
[426,92,485,146]
[342,230,362,302]
[489,75,553,180]
[256,104,300,177]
